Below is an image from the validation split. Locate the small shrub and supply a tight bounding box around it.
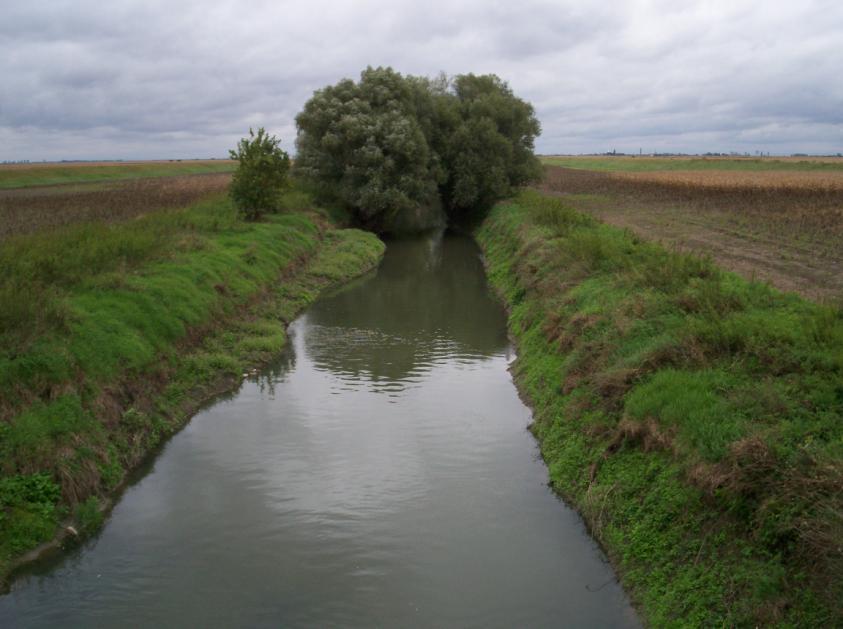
[229,128,291,220]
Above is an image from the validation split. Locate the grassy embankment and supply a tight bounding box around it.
[0,160,236,189]
[477,189,842,626]
[0,184,383,587]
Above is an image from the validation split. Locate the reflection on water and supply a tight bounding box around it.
[305,232,510,392]
[0,231,638,629]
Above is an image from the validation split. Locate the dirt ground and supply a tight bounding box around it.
[539,166,843,303]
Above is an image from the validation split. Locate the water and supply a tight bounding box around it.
[0,231,638,628]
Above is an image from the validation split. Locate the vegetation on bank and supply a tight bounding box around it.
[0,160,236,189]
[476,190,843,626]
[229,128,291,220]
[0,187,384,587]
[295,67,542,231]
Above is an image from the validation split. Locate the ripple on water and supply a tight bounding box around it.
[0,231,638,629]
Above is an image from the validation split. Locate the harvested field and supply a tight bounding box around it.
[0,173,232,239]
[542,155,843,172]
[540,165,843,301]
[616,169,843,191]
[0,159,236,189]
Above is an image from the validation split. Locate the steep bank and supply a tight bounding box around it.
[0,196,384,587]
[475,190,842,626]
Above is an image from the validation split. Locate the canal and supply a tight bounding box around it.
[0,231,637,628]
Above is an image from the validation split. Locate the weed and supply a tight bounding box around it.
[74,497,103,534]
[0,474,62,559]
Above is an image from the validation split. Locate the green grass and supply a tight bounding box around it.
[0,187,384,586]
[0,160,236,189]
[476,189,843,626]
[541,155,843,172]
[0,474,62,556]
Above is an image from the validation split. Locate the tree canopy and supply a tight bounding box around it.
[294,67,541,232]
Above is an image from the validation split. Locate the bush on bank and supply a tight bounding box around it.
[476,189,843,626]
[229,127,291,220]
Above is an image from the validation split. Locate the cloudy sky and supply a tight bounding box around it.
[1,0,841,160]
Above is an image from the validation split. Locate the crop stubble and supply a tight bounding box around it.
[540,165,843,301]
[0,173,232,239]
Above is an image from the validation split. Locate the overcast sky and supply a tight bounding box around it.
[1,0,841,160]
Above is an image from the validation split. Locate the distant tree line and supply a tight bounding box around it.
[293,67,542,232]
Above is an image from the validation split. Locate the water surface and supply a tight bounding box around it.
[1,232,638,628]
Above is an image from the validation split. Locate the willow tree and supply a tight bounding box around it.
[294,67,541,232]
[440,74,543,217]
[294,67,443,231]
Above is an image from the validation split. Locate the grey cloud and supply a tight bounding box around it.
[1,0,841,160]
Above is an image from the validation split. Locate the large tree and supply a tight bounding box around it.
[441,74,543,216]
[294,67,541,232]
[295,67,441,231]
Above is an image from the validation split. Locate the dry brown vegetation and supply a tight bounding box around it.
[0,173,232,239]
[540,165,843,301]
[616,169,843,191]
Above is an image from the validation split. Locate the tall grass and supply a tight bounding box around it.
[477,189,843,625]
[0,196,234,350]
[0,195,320,408]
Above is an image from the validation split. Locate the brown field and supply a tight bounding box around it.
[543,154,843,163]
[0,173,232,239]
[0,159,228,171]
[0,159,236,189]
[540,165,843,301]
[616,169,843,190]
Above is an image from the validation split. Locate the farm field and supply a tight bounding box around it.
[542,154,843,172]
[0,159,236,189]
[539,156,843,301]
[0,162,235,239]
